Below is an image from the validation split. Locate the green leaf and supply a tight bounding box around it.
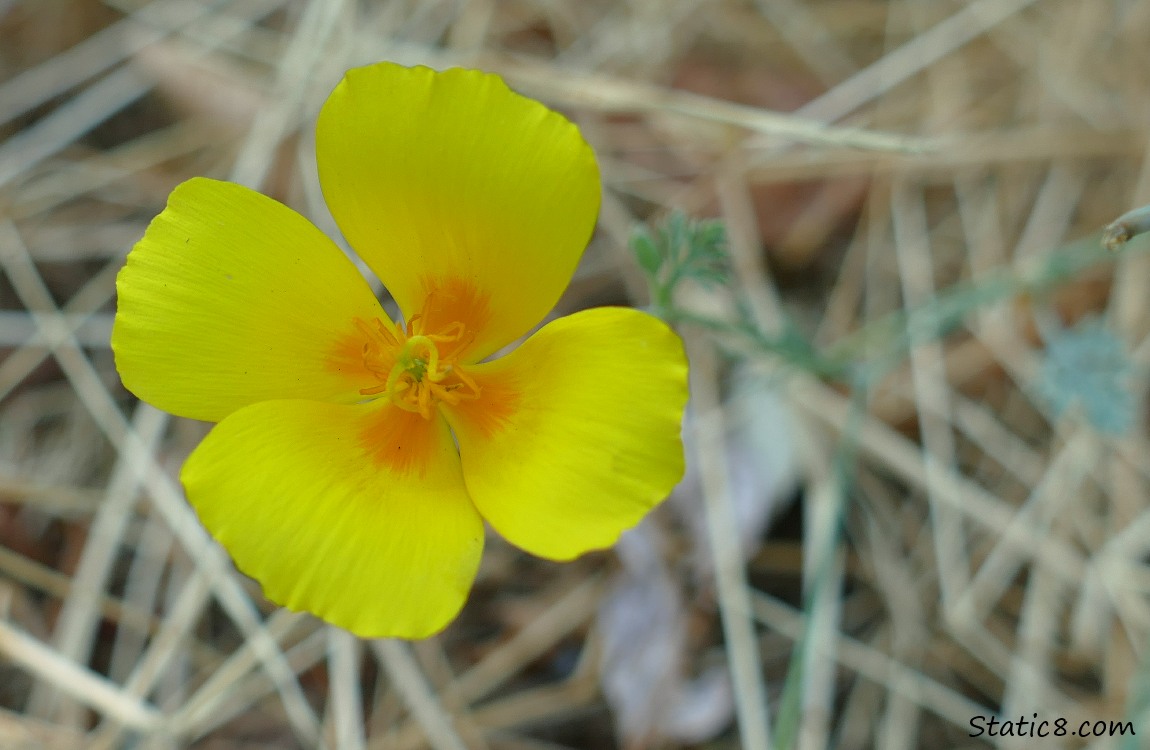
[666,210,688,262]
[1038,317,1134,434]
[631,229,662,276]
[631,210,732,311]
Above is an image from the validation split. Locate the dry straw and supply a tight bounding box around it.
[2,0,1150,748]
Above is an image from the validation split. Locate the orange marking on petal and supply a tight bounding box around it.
[449,369,521,440]
[326,329,377,386]
[359,406,441,477]
[418,277,492,361]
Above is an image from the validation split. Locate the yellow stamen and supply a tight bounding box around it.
[353,303,480,418]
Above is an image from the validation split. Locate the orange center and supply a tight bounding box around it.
[355,308,480,419]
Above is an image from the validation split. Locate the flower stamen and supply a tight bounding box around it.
[354,306,480,418]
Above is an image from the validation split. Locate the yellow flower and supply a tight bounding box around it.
[112,62,688,639]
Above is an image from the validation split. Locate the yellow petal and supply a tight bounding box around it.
[181,399,483,639]
[441,308,688,560]
[112,177,385,423]
[316,63,600,360]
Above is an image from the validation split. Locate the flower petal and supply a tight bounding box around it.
[181,398,484,639]
[316,62,600,360]
[441,307,688,560]
[112,177,385,423]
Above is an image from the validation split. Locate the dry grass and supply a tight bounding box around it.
[2,0,1150,748]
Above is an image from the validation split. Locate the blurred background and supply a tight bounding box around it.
[3,0,1150,748]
